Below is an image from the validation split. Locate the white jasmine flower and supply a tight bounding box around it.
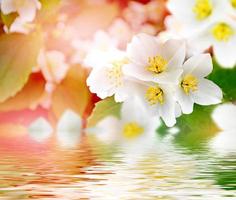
[73,30,118,65]
[92,30,118,52]
[124,33,185,84]
[37,50,69,93]
[210,103,236,153]
[108,19,133,49]
[28,110,82,147]
[167,0,236,68]
[86,49,132,102]
[1,0,41,33]
[57,110,82,133]
[4,17,35,34]
[158,17,202,57]
[167,0,229,33]
[57,110,82,148]
[125,81,177,127]
[34,50,68,109]
[191,18,236,68]
[175,54,222,114]
[28,117,53,142]
[91,97,159,144]
[71,39,91,65]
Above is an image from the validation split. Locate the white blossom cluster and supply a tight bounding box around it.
[86,33,222,127]
[164,0,236,68]
[0,0,41,34]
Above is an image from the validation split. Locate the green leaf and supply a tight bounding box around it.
[87,97,122,128]
[158,105,220,150]
[157,60,236,149]
[0,32,42,103]
[39,0,61,9]
[37,0,61,22]
[208,60,236,102]
[1,12,18,29]
[174,105,219,149]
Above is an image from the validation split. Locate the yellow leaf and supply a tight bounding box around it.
[0,73,45,112]
[51,64,91,119]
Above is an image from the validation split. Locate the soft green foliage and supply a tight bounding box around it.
[1,12,18,29]
[208,60,236,102]
[158,105,219,149]
[0,32,42,103]
[38,0,61,21]
[212,158,236,190]
[174,105,219,149]
[39,0,61,9]
[87,97,122,128]
[158,61,236,148]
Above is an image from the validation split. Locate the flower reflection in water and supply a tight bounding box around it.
[0,119,235,199]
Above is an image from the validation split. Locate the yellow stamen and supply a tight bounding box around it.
[146,86,164,105]
[181,74,198,94]
[231,0,236,8]
[123,122,144,139]
[212,23,234,42]
[107,59,129,87]
[193,0,212,20]
[146,55,167,74]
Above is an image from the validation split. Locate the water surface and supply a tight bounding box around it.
[0,130,235,200]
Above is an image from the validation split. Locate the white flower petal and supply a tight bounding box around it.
[18,0,41,22]
[176,87,194,114]
[56,110,81,148]
[183,54,213,77]
[175,103,182,118]
[85,49,125,69]
[159,89,177,127]
[1,0,16,15]
[9,17,31,34]
[83,50,107,69]
[153,68,183,84]
[189,27,215,52]
[213,39,236,68]
[42,51,69,83]
[212,103,236,130]
[167,0,195,20]
[127,33,161,65]
[162,39,186,69]
[121,96,149,125]
[87,67,114,99]
[160,101,176,127]
[123,63,153,82]
[114,80,135,103]
[192,78,222,105]
[209,130,236,155]
[57,110,82,133]
[28,117,52,142]
[93,116,121,144]
[57,130,80,149]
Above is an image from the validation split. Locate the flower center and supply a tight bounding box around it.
[145,86,164,105]
[212,23,234,42]
[181,74,198,94]
[107,59,128,87]
[146,55,167,74]
[123,122,144,139]
[193,0,212,20]
[231,0,236,8]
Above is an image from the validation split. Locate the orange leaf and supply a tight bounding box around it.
[51,64,92,120]
[0,73,45,112]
